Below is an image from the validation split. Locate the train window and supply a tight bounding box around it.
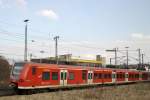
[52,72,58,80]
[64,72,67,80]
[99,73,102,79]
[119,74,121,78]
[88,73,91,79]
[129,74,131,78]
[130,74,132,78]
[131,74,132,78]
[88,73,93,79]
[112,74,116,78]
[117,74,119,78]
[61,72,63,80]
[123,74,125,78]
[125,74,128,78]
[135,74,137,78]
[133,74,135,78]
[121,74,123,78]
[95,64,101,67]
[135,74,138,78]
[117,74,122,78]
[106,74,108,79]
[42,72,50,80]
[120,74,122,78]
[82,70,87,80]
[132,74,134,78]
[91,73,93,79]
[108,74,111,78]
[32,67,36,75]
[69,72,74,80]
[89,64,94,67]
[104,74,108,79]
[94,73,98,79]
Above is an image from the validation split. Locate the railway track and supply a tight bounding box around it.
[0,88,16,97]
[0,82,148,97]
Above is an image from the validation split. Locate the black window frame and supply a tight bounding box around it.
[99,73,102,79]
[69,72,74,80]
[94,73,99,79]
[42,72,50,80]
[82,70,87,80]
[32,67,36,75]
[52,72,58,80]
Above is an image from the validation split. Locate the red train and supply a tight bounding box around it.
[10,62,150,91]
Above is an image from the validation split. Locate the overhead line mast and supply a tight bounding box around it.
[138,48,141,67]
[54,36,59,64]
[106,48,118,65]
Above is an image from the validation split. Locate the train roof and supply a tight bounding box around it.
[14,61,149,72]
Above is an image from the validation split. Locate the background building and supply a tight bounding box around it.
[31,54,106,67]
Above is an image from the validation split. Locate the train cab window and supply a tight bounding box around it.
[52,72,58,80]
[42,72,50,80]
[69,72,74,80]
[32,67,36,75]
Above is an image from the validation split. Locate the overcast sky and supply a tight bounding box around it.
[0,0,150,64]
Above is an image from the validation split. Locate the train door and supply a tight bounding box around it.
[60,70,67,86]
[88,71,93,84]
[112,72,116,83]
[125,72,128,82]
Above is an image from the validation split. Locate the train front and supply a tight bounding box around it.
[9,62,26,89]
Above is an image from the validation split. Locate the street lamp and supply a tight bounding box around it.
[106,48,118,65]
[24,19,29,61]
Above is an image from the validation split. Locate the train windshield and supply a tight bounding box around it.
[11,62,25,80]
